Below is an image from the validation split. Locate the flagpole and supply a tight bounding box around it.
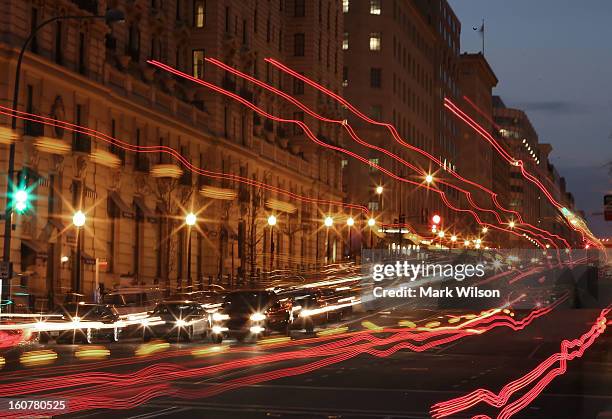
[481,18,485,54]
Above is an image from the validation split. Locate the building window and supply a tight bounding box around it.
[342,66,348,87]
[294,33,305,56]
[368,157,379,172]
[370,68,382,88]
[78,33,87,75]
[192,49,204,79]
[342,32,349,50]
[368,201,379,211]
[293,75,304,95]
[369,32,381,51]
[341,159,348,168]
[294,0,305,17]
[343,0,349,13]
[370,0,381,15]
[128,24,140,62]
[194,1,205,27]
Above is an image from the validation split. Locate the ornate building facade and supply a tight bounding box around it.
[0,0,345,309]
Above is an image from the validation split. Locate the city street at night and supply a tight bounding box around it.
[1,0,611,418]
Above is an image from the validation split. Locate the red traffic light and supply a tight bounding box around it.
[432,214,441,224]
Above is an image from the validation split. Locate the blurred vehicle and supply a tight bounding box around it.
[169,289,224,308]
[287,290,329,333]
[39,303,122,344]
[318,287,356,321]
[102,287,162,316]
[143,300,209,342]
[211,290,293,343]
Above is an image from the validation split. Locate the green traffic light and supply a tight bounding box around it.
[14,188,29,213]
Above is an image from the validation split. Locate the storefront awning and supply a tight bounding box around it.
[133,196,156,218]
[109,191,134,218]
[21,239,47,256]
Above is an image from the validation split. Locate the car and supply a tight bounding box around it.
[211,290,293,343]
[287,290,329,333]
[142,300,209,342]
[102,287,163,317]
[38,303,122,344]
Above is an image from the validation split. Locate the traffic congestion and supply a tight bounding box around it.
[0,266,366,351]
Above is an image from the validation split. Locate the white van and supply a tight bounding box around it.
[102,287,162,317]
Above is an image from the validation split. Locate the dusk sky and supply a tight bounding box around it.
[449,0,612,237]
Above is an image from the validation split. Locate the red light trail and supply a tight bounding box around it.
[431,307,609,419]
[206,58,567,250]
[147,60,565,250]
[443,98,600,249]
[263,59,576,247]
[0,301,563,416]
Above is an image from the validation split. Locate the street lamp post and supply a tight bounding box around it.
[324,216,333,263]
[367,217,376,249]
[185,213,196,288]
[346,217,354,259]
[2,9,124,276]
[72,211,86,293]
[267,215,277,272]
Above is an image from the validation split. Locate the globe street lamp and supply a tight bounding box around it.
[185,212,196,287]
[324,216,333,263]
[72,211,86,293]
[346,217,354,259]
[267,215,277,271]
[367,217,376,248]
[2,8,124,272]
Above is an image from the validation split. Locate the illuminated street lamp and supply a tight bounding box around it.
[508,221,515,228]
[482,227,488,234]
[438,231,445,238]
[450,235,457,242]
[185,212,197,226]
[425,174,433,184]
[73,210,86,294]
[432,214,441,225]
[185,212,197,286]
[268,214,277,271]
[72,210,86,227]
[324,216,333,263]
[464,240,471,247]
[375,186,383,195]
[346,217,355,259]
[367,217,376,249]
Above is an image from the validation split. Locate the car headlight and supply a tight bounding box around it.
[212,313,229,322]
[175,319,187,327]
[250,312,266,322]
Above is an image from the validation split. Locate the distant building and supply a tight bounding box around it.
[342,0,462,245]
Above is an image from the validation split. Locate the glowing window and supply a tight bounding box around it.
[370,0,381,15]
[369,32,381,50]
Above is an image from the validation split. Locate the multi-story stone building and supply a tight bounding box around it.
[342,0,464,247]
[0,0,345,310]
[457,52,503,246]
